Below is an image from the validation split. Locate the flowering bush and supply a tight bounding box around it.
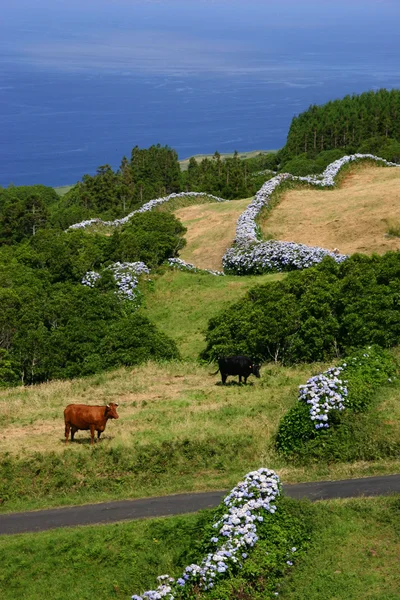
[168,258,224,277]
[223,240,347,274]
[276,346,397,456]
[132,468,283,599]
[68,192,226,231]
[82,261,150,304]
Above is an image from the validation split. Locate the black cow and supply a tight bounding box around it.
[211,356,261,385]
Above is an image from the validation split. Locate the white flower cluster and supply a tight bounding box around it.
[108,261,150,300]
[81,261,150,301]
[223,240,347,274]
[235,174,292,245]
[81,270,101,288]
[299,365,349,430]
[167,257,224,276]
[131,468,281,600]
[68,192,226,231]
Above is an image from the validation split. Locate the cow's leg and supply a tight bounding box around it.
[65,422,70,444]
[90,424,95,445]
[71,426,77,441]
[244,376,248,385]
[221,372,227,384]
[97,430,101,440]
[238,375,242,384]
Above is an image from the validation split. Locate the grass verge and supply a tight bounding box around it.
[0,496,398,600]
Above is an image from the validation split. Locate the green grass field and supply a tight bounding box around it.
[140,270,283,358]
[1,270,399,513]
[54,185,74,197]
[179,150,276,171]
[0,496,398,600]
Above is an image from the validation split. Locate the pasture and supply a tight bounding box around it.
[1,355,399,513]
[261,163,400,255]
[175,198,250,271]
[0,496,398,600]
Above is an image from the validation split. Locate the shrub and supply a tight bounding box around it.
[202,253,400,365]
[275,346,397,458]
[109,211,187,268]
[131,469,314,600]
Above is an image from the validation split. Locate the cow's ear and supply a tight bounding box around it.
[115,403,119,407]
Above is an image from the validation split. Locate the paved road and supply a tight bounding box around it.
[1,474,399,536]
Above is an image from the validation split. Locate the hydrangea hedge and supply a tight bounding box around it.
[223,240,347,275]
[68,192,226,231]
[276,346,397,457]
[131,468,313,600]
[82,261,151,305]
[71,154,400,276]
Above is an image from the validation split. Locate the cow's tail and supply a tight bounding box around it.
[209,368,220,376]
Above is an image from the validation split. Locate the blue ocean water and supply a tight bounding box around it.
[1,0,400,187]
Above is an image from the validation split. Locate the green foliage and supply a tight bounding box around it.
[283,89,400,161]
[275,346,398,460]
[195,498,313,600]
[0,185,58,244]
[181,150,276,199]
[0,246,179,385]
[202,253,400,364]
[109,211,187,268]
[56,145,182,226]
[0,435,252,508]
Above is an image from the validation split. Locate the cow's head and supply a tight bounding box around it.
[252,363,261,378]
[105,403,119,419]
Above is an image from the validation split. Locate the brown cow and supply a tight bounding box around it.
[64,403,119,445]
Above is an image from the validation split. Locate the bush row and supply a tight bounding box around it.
[275,346,397,457]
[131,468,313,600]
[202,253,400,365]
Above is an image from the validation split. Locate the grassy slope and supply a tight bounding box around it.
[261,163,400,254]
[0,497,398,600]
[1,271,399,512]
[54,185,74,197]
[175,198,251,270]
[140,270,283,358]
[280,496,400,600]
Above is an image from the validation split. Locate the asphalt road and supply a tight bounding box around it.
[1,474,399,536]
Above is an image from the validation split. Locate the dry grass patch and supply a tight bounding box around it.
[261,164,400,255]
[175,198,251,270]
[1,360,400,491]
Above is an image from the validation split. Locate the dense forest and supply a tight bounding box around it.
[279,89,400,174]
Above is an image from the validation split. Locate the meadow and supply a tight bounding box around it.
[0,496,398,600]
[261,163,400,255]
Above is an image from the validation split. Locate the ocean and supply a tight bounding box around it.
[1,0,400,187]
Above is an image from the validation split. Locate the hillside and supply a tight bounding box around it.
[175,198,250,270]
[261,163,400,254]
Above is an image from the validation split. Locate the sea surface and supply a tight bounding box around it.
[1,0,400,187]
